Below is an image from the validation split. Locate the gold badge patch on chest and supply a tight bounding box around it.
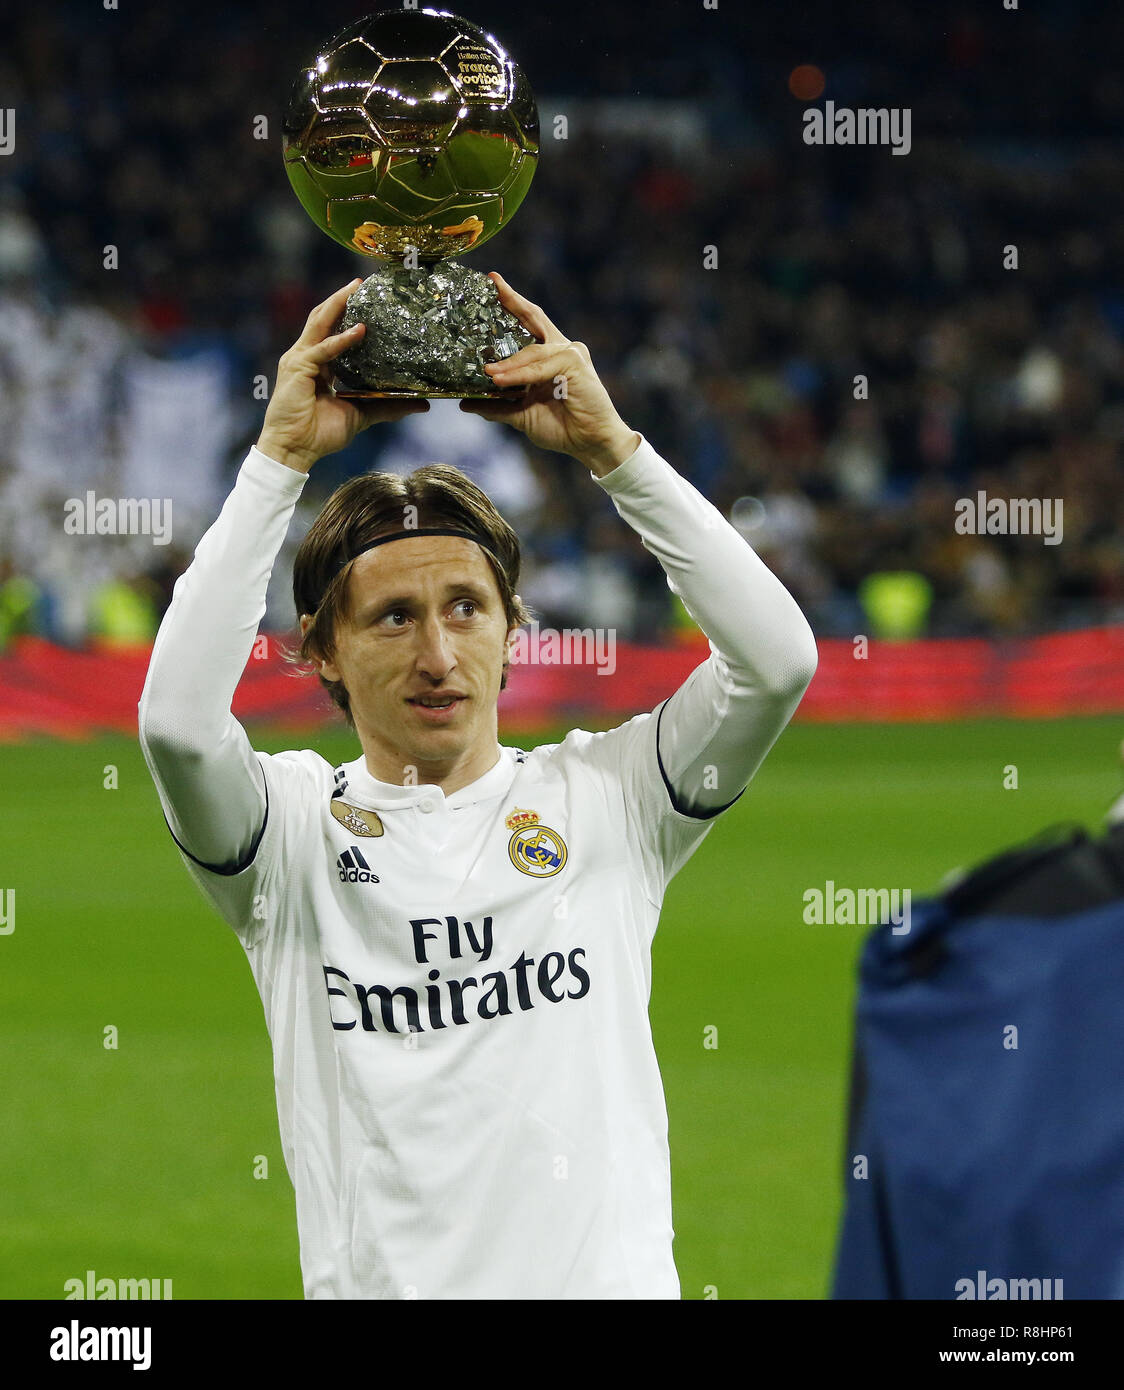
[505,807,567,877]
[331,801,385,837]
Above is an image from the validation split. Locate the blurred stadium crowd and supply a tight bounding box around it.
[1,0,1122,649]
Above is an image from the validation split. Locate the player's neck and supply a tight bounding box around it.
[358,739,504,796]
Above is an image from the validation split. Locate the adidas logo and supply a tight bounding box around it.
[337,846,379,884]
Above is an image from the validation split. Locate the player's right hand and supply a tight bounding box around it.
[256,279,429,474]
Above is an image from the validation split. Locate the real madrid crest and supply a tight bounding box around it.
[330,801,385,837]
[505,807,567,878]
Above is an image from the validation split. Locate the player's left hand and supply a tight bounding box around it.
[459,272,640,474]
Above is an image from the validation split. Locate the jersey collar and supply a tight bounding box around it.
[339,744,520,810]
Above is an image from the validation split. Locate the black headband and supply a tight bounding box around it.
[332,527,505,583]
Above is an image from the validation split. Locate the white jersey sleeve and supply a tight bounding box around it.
[578,434,818,900]
[137,446,309,897]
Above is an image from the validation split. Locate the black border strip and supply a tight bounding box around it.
[655,698,747,821]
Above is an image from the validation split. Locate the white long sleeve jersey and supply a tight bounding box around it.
[138,433,818,1299]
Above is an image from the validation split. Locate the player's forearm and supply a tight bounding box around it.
[593,437,819,699]
[255,429,319,475]
[573,423,643,478]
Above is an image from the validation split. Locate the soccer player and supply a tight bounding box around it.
[138,273,818,1299]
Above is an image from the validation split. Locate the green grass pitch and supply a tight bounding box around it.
[1,716,1120,1299]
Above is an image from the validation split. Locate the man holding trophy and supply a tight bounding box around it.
[138,10,818,1299]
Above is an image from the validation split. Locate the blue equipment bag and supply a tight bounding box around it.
[832,821,1124,1299]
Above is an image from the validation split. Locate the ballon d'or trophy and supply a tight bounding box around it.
[282,8,539,398]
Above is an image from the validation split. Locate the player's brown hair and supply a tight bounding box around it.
[288,464,532,726]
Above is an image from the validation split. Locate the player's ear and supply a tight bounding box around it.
[300,612,343,683]
[507,598,524,646]
[300,652,341,688]
[316,648,343,683]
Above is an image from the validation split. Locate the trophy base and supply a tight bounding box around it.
[331,380,527,400]
[330,262,536,400]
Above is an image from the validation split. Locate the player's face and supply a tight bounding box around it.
[316,536,517,786]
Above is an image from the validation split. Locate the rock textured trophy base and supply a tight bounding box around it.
[331,262,535,399]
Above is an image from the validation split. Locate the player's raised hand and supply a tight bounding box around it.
[460,272,640,476]
[257,279,429,474]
